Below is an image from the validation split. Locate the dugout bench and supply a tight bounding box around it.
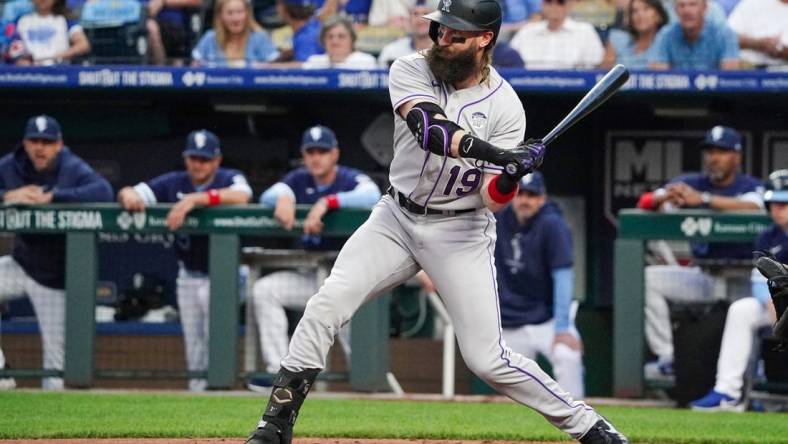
[0,204,391,391]
[613,209,771,398]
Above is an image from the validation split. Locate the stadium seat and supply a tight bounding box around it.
[81,0,147,64]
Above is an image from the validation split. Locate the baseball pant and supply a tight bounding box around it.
[176,267,210,392]
[644,265,716,362]
[713,296,772,400]
[281,196,598,439]
[0,256,65,390]
[502,321,585,398]
[252,270,350,374]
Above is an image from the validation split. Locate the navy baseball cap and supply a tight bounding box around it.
[519,171,546,194]
[24,115,62,141]
[700,126,742,152]
[301,125,338,151]
[183,129,221,159]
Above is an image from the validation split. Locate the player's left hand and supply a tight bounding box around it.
[166,197,196,231]
[503,138,545,179]
[553,332,583,353]
[303,199,328,235]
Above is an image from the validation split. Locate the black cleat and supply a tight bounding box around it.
[244,420,291,444]
[579,418,629,444]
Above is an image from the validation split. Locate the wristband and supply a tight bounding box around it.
[325,194,339,210]
[637,192,654,210]
[487,175,518,204]
[207,189,220,206]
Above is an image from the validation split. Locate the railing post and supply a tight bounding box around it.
[613,237,646,397]
[208,233,240,388]
[350,294,390,392]
[64,232,97,387]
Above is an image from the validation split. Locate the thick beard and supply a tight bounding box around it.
[426,43,479,85]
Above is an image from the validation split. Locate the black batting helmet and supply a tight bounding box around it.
[765,169,788,207]
[424,0,503,45]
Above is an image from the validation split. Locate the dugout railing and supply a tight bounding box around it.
[0,204,394,391]
[613,209,771,398]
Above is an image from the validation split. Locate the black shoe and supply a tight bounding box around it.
[579,418,629,444]
[244,420,291,444]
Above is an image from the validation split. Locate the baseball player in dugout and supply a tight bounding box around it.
[690,169,788,411]
[245,1,628,443]
[496,172,585,398]
[0,115,113,391]
[117,129,252,392]
[248,124,381,390]
[636,125,764,380]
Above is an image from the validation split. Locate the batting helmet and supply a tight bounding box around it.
[765,169,788,206]
[424,0,503,45]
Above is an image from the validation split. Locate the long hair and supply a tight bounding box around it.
[213,0,263,52]
[626,0,668,38]
[319,16,356,50]
[480,42,494,85]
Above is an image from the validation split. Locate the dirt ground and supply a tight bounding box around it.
[1,439,564,443]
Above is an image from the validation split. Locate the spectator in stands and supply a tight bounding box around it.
[0,115,113,390]
[302,15,376,68]
[192,0,279,67]
[500,0,543,40]
[495,172,586,398]
[146,0,201,65]
[509,0,605,69]
[117,130,253,392]
[247,125,380,390]
[663,0,728,25]
[636,126,764,381]
[274,0,324,62]
[690,169,788,412]
[367,0,418,27]
[602,0,668,69]
[14,0,90,65]
[648,0,740,70]
[726,0,788,70]
[377,0,432,67]
[312,0,372,24]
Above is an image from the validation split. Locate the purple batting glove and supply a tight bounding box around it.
[504,138,546,178]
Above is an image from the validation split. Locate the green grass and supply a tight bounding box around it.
[1,391,787,443]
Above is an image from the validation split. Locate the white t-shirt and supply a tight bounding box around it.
[378,37,417,68]
[727,0,788,67]
[387,53,526,210]
[302,51,378,69]
[509,18,604,69]
[16,13,82,65]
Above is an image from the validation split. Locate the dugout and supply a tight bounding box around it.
[0,66,785,396]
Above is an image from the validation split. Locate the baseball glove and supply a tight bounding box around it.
[755,253,788,349]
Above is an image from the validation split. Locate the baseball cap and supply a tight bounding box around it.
[183,129,221,159]
[300,125,338,151]
[700,125,742,152]
[519,171,546,195]
[24,115,62,141]
[764,169,788,204]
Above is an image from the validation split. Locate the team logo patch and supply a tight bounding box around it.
[194,131,207,148]
[441,0,452,12]
[35,116,47,132]
[310,127,323,141]
[470,112,487,130]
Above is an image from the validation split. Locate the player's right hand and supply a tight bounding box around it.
[501,139,546,179]
[274,196,296,230]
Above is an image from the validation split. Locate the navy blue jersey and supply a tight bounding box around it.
[272,165,377,251]
[135,168,251,273]
[667,173,764,260]
[495,201,573,328]
[0,145,113,288]
[756,225,788,264]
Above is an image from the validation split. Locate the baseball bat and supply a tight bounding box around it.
[505,65,629,176]
[542,64,629,147]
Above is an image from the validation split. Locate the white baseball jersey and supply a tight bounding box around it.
[388,53,526,210]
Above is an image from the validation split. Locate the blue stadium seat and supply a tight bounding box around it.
[80,0,147,64]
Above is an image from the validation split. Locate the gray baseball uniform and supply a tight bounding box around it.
[280,53,598,438]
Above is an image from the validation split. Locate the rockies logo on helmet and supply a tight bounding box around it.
[424,0,503,44]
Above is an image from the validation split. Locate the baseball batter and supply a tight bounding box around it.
[118,129,252,391]
[245,1,627,443]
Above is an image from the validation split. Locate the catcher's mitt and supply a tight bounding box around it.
[755,253,788,349]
